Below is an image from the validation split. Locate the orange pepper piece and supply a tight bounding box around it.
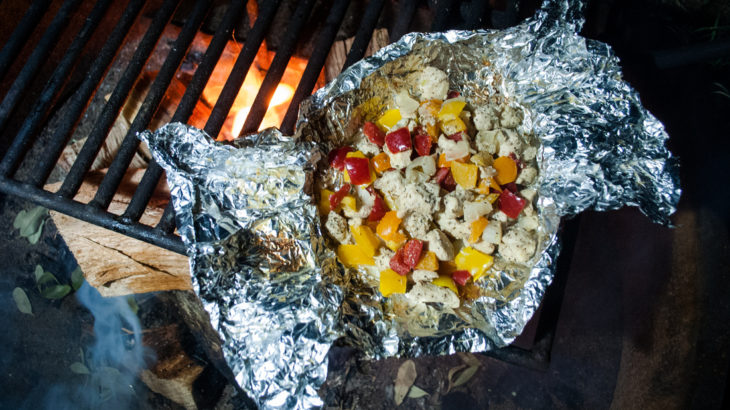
[450,161,478,189]
[493,156,518,185]
[371,152,391,174]
[414,251,439,271]
[438,153,467,168]
[469,217,489,244]
[376,211,407,244]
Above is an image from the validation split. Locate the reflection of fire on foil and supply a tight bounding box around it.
[140,1,680,408]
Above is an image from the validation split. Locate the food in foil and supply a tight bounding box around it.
[317,66,542,310]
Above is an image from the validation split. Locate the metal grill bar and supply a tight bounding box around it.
[240,0,317,135]
[27,0,147,188]
[203,0,282,137]
[156,202,176,233]
[0,0,51,81]
[88,0,216,212]
[0,178,185,253]
[389,0,419,43]
[56,0,180,199]
[280,0,352,135]
[342,0,386,70]
[118,1,246,223]
[0,0,113,178]
[0,0,82,133]
[430,0,457,32]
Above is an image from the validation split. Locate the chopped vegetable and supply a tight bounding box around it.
[319,189,335,214]
[380,269,407,296]
[450,161,478,189]
[498,189,526,219]
[376,211,407,244]
[486,193,500,204]
[371,152,391,173]
[329,184,351,210]
[402,239,424,268]
[344,157,374,185]
[440,117,466,135]
[389,248,411,275]
[368,191,388,222]
[328,146,353,170]
[447,131,465,142]
[377,108,402,130]
[414,251,439,271]
[493,156,518,185]
[438,98,466,121]
[363,121,385,146]
[385,127,412,153]
[350,225,381,257]
[414,133,432,156]
[340,195,357,212]
[337,244,374,267]
[432,275,458,294]
[434,167,456,192]
[451,270,472,286]
[454,247,494,282]
[468,217,489,244]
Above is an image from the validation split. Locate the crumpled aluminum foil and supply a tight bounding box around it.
[140,0,680,408]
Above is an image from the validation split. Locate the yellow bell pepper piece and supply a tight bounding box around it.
[319,189,334,214]
[468,217,489,244]
[493,156,518,185]
[439,117,466,135]
[486,193,500,204]
[350,225,380,257]
[437,98,466,121]
[414,251,439,271]
[455,247,494,282]
[337,244,374,267]
[432,275,458,295]
[339,195,357,212]
[380,269,407,297]
[377,108,402,131]
[450,161,478,189]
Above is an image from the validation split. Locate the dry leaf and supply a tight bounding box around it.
[446,364,468,392]
[69,362,90,375]
[457,352,481,368]
[407,385,429,398]
[12,287,32,315]
[453,365,479,388]
[394,360,417,406]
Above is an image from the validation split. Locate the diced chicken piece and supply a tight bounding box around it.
[499,227,537,264]
[516,166,537,185]
[463,200,492,223]
[481,220,502,244]
[348,217,363,228]
[436,213,470,241]
[491,210,509,223]
[374,248,395,272]
[442,188,475,218]
[472,241,495,255]
[374,170,405,202]
[405,155,437,183]
[518,214,539,231]
[473,105,499,132]
[325,211,350,244]
[383,144,412,170]
[417,102,437,127]
[402,212,431,240]
[424,229,455,261]
[355,134,381,156]
[396,183,441,218]
[437,135,470,161]
[497,128,523,158]
[408,283,460,308]
[475,129,499,155]
[499,105,524,129]
[522,146,537,161]
[414,67,449,101]
[520,188,537,202]
[412,269,438,283]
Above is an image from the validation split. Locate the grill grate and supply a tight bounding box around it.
[0,0,562,367]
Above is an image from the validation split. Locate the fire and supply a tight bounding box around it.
[231,83,294,138]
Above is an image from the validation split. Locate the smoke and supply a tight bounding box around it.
[40,283,152,410]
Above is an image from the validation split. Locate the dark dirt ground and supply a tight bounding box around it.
[1,0,730,409]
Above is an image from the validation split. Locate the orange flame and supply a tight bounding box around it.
[231,83,294,138]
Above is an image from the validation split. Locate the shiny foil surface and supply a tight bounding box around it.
[141,0,680,408]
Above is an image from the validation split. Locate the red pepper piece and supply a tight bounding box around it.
[434,167,456,192]
[362,121,385,147]
[328,146,354,171]
[414,133,432,156]
[498,189,527,219]
[402,239,424,268]
[452,270,471,286]
[368,192,388,222]
[508,152,525,171]
[447,131,465,142]
[329,184,351,210]
[344,157,372,185]
[384,127,411,153]
[502,182,518,192]
[447,90,461,99]
[389,248,410,275]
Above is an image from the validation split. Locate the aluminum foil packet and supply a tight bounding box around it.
[140,0,680,408]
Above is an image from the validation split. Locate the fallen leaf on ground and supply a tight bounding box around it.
[12,287,32,315]
[13,206,47,244]
[407,385,429,398]
[70,362,90,375]
[394,360,417,406]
